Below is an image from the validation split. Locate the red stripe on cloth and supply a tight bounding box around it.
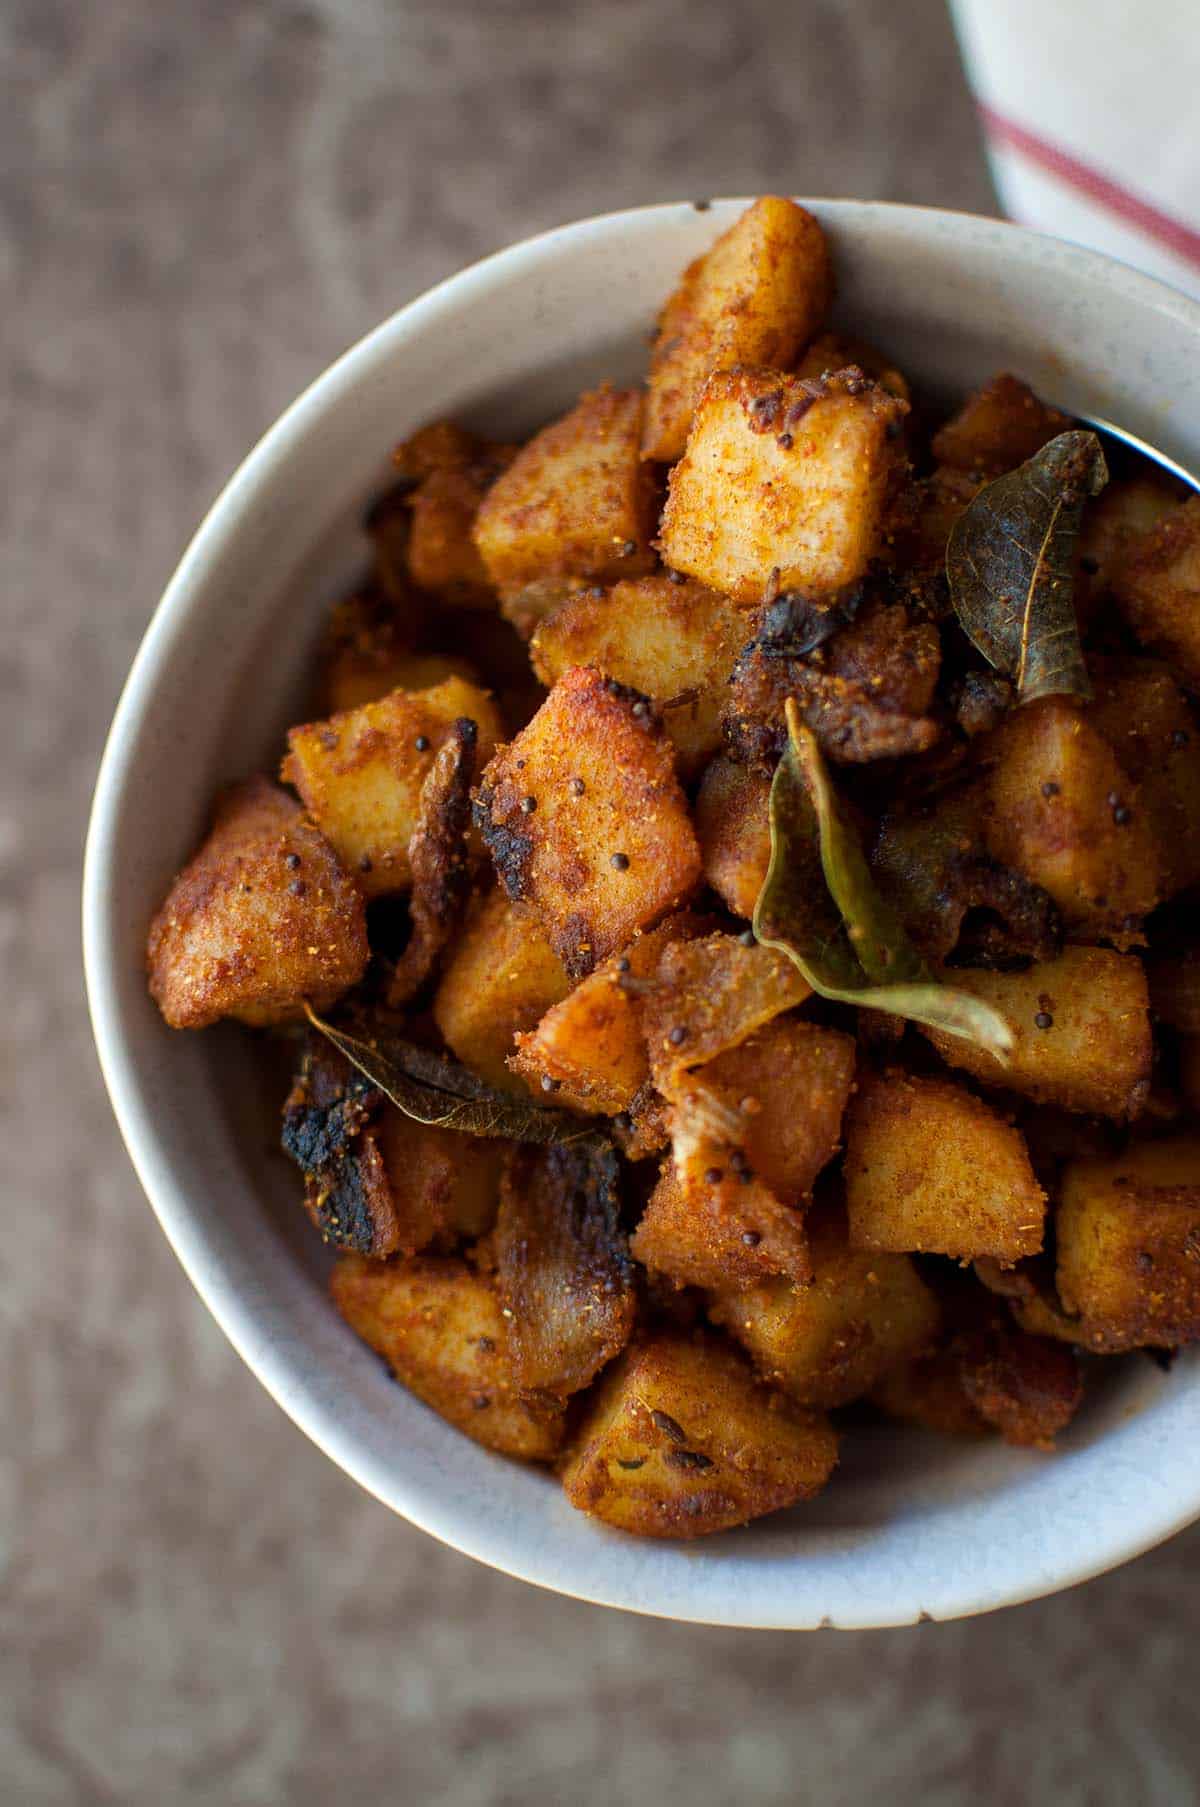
[980,104,1200,273]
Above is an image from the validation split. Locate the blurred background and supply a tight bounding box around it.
[4,2,1199,1802]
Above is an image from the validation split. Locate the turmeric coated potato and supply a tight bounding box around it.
[694,756,773,919]
[147,777,368,1029]
[930,373,1073,477]
[631,1158,812,1292]
[1110,497,1200,689]
[1087,659,1200,898]
[641,932,811,1087]
[433,886,571,1091]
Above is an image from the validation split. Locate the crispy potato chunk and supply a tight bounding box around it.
[694,757,772,919]
[1088,659,1200,898]
[982,696,1160,943]
[794,331,909,401]
[332,1255,563,1460]
[472,387,656,626]
[494,1142,635,1398]
[475,666,701,979]
[1111,498,1200,688]
[709,1206,939,1409]
[432,886,571,1091]
[631,1160,812,1291]
[921,948,1151,1121]
[658,366,907,603]
[875,1326,1081,1449]
[872,1350,987,1438]
[147,778,367,1029]
[508,914,707,1115]
[642,933,811,1088]
[844,1068,1046,1262]
[642,197,832,463]
[284,677,503,899]
[930,373,1073,476]
[1056,1138,1200,1351]
[530,576,747,773]
[667,1018,856,1206]
[560,1332,838,1538]
[1075,477,1180,622]
[404,441,516,607]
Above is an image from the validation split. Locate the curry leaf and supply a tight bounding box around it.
[752,702,1013,1056]
[947,429,1107,704]
[302,1002,601,1145]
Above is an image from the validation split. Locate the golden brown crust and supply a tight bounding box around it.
[694,757,773,919]
[930,373,1074,477]
[432,885,571,1092]
[1110,497,1200,688]
[631,1159,812,1292]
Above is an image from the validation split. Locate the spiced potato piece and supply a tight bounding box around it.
[694,757,772,919]
[472,386,656,629]
[642,933,811,1088]
[1056,1138,1200,1351]
[930,373,1073,477]
[642,196,832,464]
[631,1160,812,1292]
[559,1332,838,1538]
[475,666,701,979]
[403,436,517,607]
[794,331,909,402]
[494,1142,635,1399]
[1075,477,1180,621]
[432,886,571,1091]
[283,676,503,899]
[709,1206,940,1409]
[530,575,747,773]
[874,1326,1082,1450]
[844,1069,1046,1263]
[1110,497,1200,689]
[981,696,1160,944]
[921,947,1151,1121]
[332,1255,563,1460]
[1088,659,1200,898]
[147,777,368,1029]
[658,366,907,603]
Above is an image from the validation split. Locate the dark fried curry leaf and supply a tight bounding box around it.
[752,701,1013,1056]
[302,1001,599,1144]
[946,429,1107,704]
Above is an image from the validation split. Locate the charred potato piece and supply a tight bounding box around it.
[147,778,368,1029]
[642,197,832,463]
[981,696,1160,943]
[709,1205,940,1409]
[658,366,907,603]
[494,1142,635,1398]
[694,757,772,919]
[560,1332,838,1538]
[332,1255,563,1460]
[642,932,810,1088]
[283,676,503,899]
[475,666,701,979]
[844,1068,1046,1263]
[432,886,571,1091]
[1088,659,1200,898]
[930,373,1073,477]
[631,1160,811,1292]
[921,947,1151,1121]
[472,387,657,628]
[1110,497,1200,689]
[530,575,747,774]
[1056,1137,1200,1351]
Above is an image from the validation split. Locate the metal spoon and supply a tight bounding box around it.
[1065,408,1200,493]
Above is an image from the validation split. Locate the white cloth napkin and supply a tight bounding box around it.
[949,0,1200,297]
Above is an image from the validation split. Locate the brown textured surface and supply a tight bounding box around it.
[7,1,1200,1801]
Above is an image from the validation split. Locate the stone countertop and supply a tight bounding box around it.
[4,2,1198,1802]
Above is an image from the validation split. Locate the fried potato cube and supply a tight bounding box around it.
[1088,659,1200,897]
[432,886,571,1091]
[904,465,984,568]
[982,696,1160,942]
[642,197,832,463]
[874,1326,1082,1449]
[331,1255,563,1460]
[472,387,657,621]
[406,452,516,609]
[508,914,706,1115]
[668,1018,855,1206]
[495,1143,635,1398]
[930,372,1073,476]
[844,1068,1046,1263]
[872,1350,987,1438]
[694,757,772,919]
[794,331,909,401]
[1075,477,1180,621]
[1111,497,1200,687]
[708,1206,940,1409]
[642,933,810,1088]
[283,676,503,899]
[475,666,701,979]
[631,1160,812,1291]
[1056,1138,1200,1350]
[530,576,747,773]
[559,1332,838,1538]
[921,947,1151,1121]
[147,777,368,1029]
[658,366,907,603]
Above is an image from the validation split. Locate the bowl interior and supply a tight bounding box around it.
[85,200,1200,1627]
